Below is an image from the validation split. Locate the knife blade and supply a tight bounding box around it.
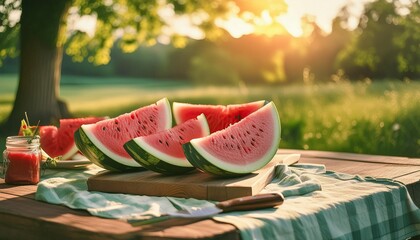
[167,193,284,218]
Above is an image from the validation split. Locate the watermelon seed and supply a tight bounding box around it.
[259,128,264,132]
[102,127,106,131]
[211,139,215,144]
[251,138,255,142]
[246,130,251,135]
[149,117,154,122]
[242,140,246,144]
[230,144,234,148]
[256,133,260,137]
[115,120,118,124]
[251,142,255,147]
[142,125,146,130]
[237,145,241,150]
[116,127,121,132]
[148,130,153,134]
[180,128,185,132]
[223,135,226,139]
[165,141,169,147]
[179,136,184,140]
[252,124,256,128]
[230,135,234,139]
[159,140,163,144]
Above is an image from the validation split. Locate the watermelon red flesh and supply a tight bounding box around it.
[173,100,266,133]
[124,114,209,174]
[185,102,281,176]
[79,98,172,169]
[39,117,106,159]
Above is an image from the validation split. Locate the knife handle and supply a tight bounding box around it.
[216,193,284,213]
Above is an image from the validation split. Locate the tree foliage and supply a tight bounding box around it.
[337,0,420,79]
[0,0,287,66]
[0,0,20,64]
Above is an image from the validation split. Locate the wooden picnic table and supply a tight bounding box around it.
[0,149,419,240]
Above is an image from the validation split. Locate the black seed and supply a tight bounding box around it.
[231,135,234,139]
[179,136,184,140]
[237,145,241,150]
[242,140,246,144]
[116,127,120,132]
[230,144,234,148]
[251,138,255,142]
[102,127,106,131]
[259,128,264,132]
[159,140,163,144]
[115,120,118,125]
[223,135,226,139]
[252,124,256,128]
[142,125,146,130]
[165,141,169,147]
[256,133,260,137]
[251,142,255,147]
[180,128,185,132]
[246,130,251,135]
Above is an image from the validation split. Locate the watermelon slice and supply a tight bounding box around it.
[38,117,106,160]
[183,102,281,177]
[124,114,210,175]
[173,100,267,133]
[74,98,172,171]
[18,117,105,160]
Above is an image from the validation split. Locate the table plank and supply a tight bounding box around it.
[279,149,420,165]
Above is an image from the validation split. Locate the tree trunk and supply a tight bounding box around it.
[2,0,71,134]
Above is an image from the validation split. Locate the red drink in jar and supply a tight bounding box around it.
[2,136,41,185]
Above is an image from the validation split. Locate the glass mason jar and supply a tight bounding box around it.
[2,136,42,185]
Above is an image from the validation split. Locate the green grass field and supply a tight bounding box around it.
[1,74,419,157]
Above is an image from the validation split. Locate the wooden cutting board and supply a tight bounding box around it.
[87,154,288,201]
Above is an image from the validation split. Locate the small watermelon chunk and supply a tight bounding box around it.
[183,102,281,177]
[173,100,266,133]
[37,117,106,160]
[74,98,172,171]
[124,114,210,175]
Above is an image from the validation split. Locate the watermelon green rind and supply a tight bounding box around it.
[124,141,195,175]
[81,123,141,167]
[184,102,281,176]
[129,114,209,168]
[75,98,172,171]
[182,142,243,177]
[74,128,141,171]
[124,114,210,175]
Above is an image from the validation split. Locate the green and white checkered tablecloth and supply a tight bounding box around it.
[36,160,420,240]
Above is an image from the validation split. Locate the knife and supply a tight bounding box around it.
[167,193,284,218]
